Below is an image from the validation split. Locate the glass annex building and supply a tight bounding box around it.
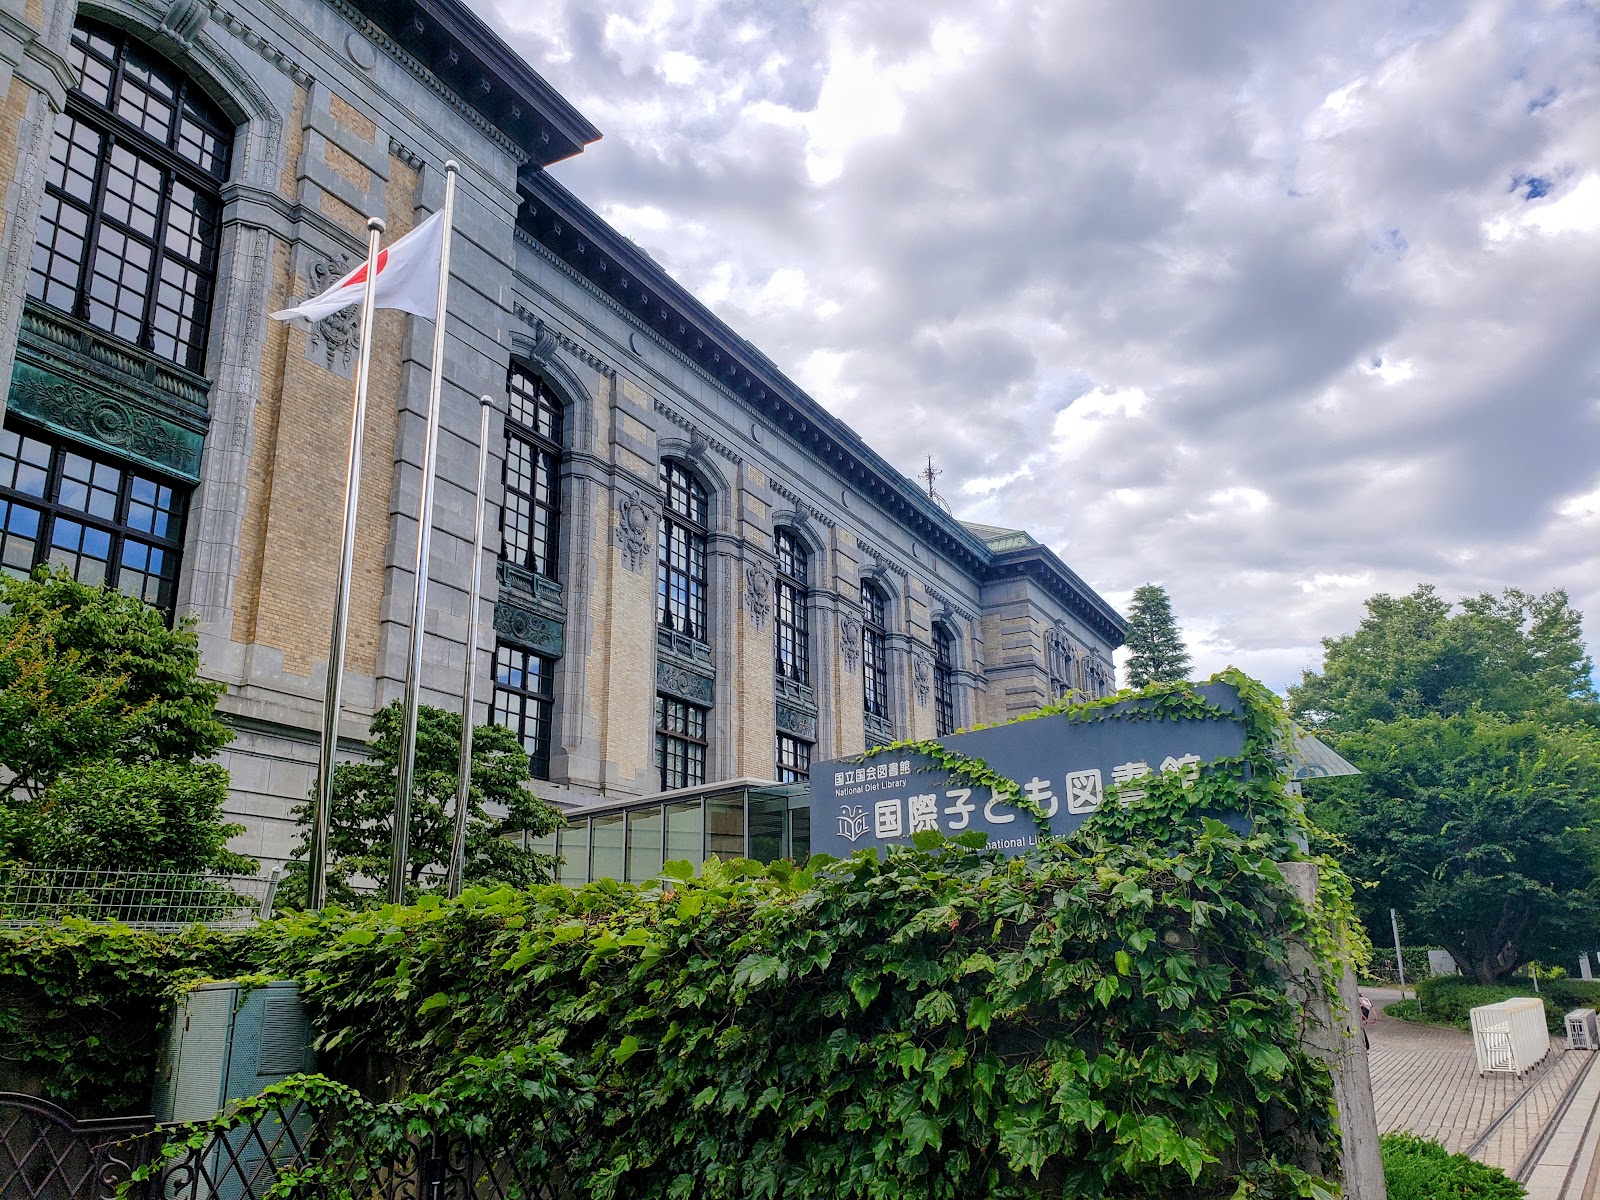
[524,781,813,887]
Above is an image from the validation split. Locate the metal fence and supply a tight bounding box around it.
[0,1091,567,1200]
[139,1094,566,1200]
[0,864,281,931]
[0,1091,156,1200]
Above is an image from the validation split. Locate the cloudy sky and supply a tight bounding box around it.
[478,0,1600,694]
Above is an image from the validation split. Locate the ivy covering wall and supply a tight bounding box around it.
[0,672,1359,1198]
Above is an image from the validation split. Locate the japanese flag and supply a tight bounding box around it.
[270,210,446,325]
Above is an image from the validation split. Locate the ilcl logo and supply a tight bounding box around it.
[837,805,869,843]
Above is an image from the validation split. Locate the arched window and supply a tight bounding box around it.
[2,19,232,617]
[1048,628,1073,700]
[773,528,809,686]
[934,624,956,737]
[657,460,708,641]
[862,583,890,724]
[500,367,562,581]
[29,20,233,371]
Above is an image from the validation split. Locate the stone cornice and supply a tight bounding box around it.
[326,0,599,167]
[985,547,1127,647]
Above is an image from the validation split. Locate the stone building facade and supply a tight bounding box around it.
[0,0,1124,866]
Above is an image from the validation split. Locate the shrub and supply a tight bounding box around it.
[1412,976,1600,1034]
[1380,1132,1524,1199]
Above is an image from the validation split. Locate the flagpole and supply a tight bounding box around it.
[311,216,387,912]
[446,394,495,899]
[389,161,459,904]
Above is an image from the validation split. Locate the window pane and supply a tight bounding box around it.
[664,800,704,871]
[591,814,625,881]
[556,822,588,887]
[0,499,42,576]
[625,807,663,882]
[748,791,786,863]
[706,796,744,859]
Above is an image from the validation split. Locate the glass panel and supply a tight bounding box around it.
[625,807,664,883]
[590,813,625,882]
[747,793,785,864]
[664,800,704,872]
[556,822,588,887]
[525,828,557,858]
[0,499,42,576]
[790,806,811,862]
[706,795,745,860]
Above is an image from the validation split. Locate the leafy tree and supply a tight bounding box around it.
[1308,713,1600,984]
[1122,583,1191,688]
[0,570,249,874]
[282,701,562,906]
[1289,585,1598,732]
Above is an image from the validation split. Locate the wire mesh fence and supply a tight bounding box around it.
[0,863,281,931]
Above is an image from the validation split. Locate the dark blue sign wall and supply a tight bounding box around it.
[808,683,1250,858]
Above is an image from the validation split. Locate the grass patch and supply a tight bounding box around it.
[1381,1132,1525,1199]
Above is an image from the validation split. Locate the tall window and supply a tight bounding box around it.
[657,461,708,641]
[0,425,186,613]
[934,624,957,737]
[656,694,707,790]
[500,368,562,580]
[776,733,811,783]
[492,644,554,780]
[1048,631,1072,700]
[862,584,889,720]
[773,529,809,686]
[29,20,233,372]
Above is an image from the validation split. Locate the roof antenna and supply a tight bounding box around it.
[921,456,952,513]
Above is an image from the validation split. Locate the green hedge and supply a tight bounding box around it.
[0,673,1362,1198]
[1412,976,1600,1035]
[1380,1133,1524,1199]
[0,920,237,1114]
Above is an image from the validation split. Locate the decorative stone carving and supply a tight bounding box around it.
[493,601,564,658]
[744,563,774,631]
[838,614,862,672]
[912,652,933,708]
[304,256,359,377]
[657,660,714,705]
[8,363,202,479]
[157,0,208,50]
[511,307,616,378]
[776,703,818,740]
[654,398,742,464]
[616,494,656,573]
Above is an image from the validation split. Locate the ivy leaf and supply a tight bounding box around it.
[1248,1044,1290,1080]
[849,976,881,1010]
[902,1112,943,1157]
[612,1036,644,1065]
[1114,950,1133,976]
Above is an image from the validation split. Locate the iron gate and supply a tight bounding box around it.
[0,1092,155,1200]
[0,1093,567,1200]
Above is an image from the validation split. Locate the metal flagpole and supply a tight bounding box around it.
[446,395,495,899]
[311,216,387,912]
[389,161,460,903]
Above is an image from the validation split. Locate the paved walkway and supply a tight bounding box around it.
[1365,987,1600,1198]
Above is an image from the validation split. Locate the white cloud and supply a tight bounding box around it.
[480,0,1600,694]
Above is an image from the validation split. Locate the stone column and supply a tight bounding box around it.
[1278,860,1387,1200]
[0,0,71,425]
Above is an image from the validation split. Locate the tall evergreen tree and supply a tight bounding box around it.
[1122,584,1191,688]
